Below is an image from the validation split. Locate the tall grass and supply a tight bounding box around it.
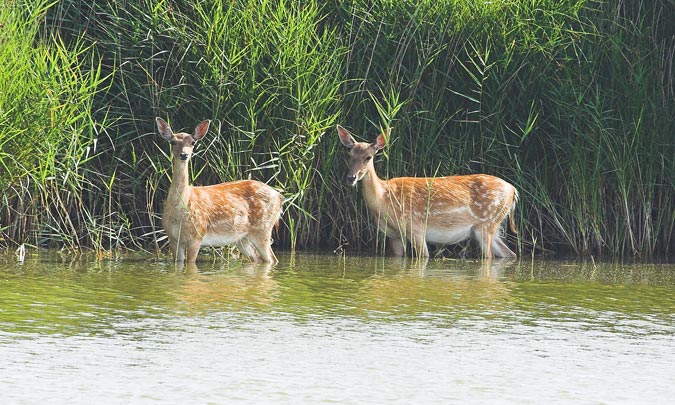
[91,0,346,251]
[332,0,675,257]
[1,0,673,258]
[0,0,111,251]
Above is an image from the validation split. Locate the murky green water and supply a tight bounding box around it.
[1,252,674,403]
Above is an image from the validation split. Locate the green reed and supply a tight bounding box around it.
[0,0,111,250]
[1,0,673,258]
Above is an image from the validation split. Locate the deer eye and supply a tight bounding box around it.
[191,141,196,146]
[364,156,372,162]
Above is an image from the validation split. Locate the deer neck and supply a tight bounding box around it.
[167,159,192,207]
[360,164,388,213]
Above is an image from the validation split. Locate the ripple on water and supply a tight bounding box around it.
[1,253,674,403]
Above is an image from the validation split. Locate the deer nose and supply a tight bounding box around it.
[179,153,189,160]
[346,174,357,184]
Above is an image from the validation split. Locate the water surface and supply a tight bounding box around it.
[1,252,674,403]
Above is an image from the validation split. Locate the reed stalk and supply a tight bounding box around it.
[0,0,672,258]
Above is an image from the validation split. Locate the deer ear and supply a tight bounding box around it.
[337,125,356,149]
[193,120,211,141]
[156,117,173,141]
[372,133,387,150]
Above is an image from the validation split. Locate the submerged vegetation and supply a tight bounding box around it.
[1,0,673,258]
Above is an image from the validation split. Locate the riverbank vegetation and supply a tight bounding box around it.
[1,0,673,258]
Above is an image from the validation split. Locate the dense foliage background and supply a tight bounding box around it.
[1,0,674,258]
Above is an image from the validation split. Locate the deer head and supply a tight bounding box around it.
[336,125,387,186]
[156,117,211,162]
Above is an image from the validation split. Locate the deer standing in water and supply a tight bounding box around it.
[156,117,283,264]
[337,125,518,259]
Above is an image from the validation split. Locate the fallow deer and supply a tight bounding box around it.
[157,117,283,264]
[337,125,518,259]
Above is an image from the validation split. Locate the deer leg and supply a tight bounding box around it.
[169,240,177,259]
[249,234,278,264]
[388,236,405,257]
[172,240,186,263]
[410,233,430,258]
[474,227,494,259]
[260,246,278,265]
[186,240,201,263]
[492,235,517,258]
[236,239,261,262]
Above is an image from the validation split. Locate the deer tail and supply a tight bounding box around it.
[509,189,518,234]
